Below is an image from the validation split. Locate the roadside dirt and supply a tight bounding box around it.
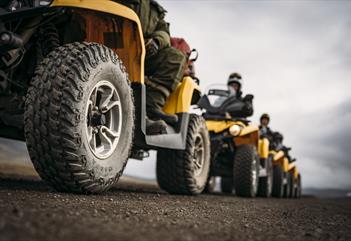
[0,175,350,241]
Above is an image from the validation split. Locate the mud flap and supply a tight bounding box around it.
[132,83,189,150]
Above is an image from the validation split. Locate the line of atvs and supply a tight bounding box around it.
[198,85,302,198]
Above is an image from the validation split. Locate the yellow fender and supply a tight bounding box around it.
[234,125,259,149]
[288,163,299,179]
[271,150,289,172]
[205,120,237,133]
[51,0,145,83]
[205,120,259,149]
[258,138,270,159]
[163,76,201,114]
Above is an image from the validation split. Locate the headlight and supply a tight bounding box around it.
[34,0,54,7]
[229,124,241,136]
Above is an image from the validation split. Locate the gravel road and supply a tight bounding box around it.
[0,175,350,241]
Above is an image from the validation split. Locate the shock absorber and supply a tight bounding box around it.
[0,31,23,54]
[0,16,41,67]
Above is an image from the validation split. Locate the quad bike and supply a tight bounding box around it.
[0,0,210,194]
[197,85,260,197]
[256,128,273,197]
[288,158,302,198]
[270,146,293,198]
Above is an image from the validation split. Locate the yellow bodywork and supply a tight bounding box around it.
[206,120,259,148]
[234,125,259,148]
[49,1,200,115]
[258,138,270,159]
[206,120,239,133]
[163,77,201,114]
[51,0,145,83]
[270,150,290,172]
[288,163,299,179]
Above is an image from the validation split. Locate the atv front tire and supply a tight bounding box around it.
[233,144,259,197]
[257,155,273,197]
[288,172,295,198]
[294,174,302,198]
[283,172,291,198]
[25,42,134,193]
[156,115,210,195]
[272,165,284,198]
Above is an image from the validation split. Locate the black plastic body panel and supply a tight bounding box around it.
[131,82,189,151]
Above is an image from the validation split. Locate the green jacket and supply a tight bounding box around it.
[116,0,171,49]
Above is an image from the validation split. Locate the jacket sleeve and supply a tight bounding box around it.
[152,18,171,49]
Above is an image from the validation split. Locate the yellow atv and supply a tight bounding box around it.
[0,0,210,194]
[270,149,291,198]
[198,86,260,197]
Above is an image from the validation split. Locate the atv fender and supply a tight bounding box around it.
[163,76,201,114]
[51,0,145,83]
[288,164,299,179]
[258,138,270,159]
[233,125,259,150]
[205,120,236,134]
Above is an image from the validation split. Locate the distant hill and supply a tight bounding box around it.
[0,138,30,164]
[303,188,351,199]
[0,138,31,164]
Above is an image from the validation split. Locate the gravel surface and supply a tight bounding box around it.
[0,177,350,241]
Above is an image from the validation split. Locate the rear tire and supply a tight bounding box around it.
[233,144,259,197]
[294,174,302,198]
[288,172,295,198]
[272,165,284,198]
[25,42,134,193]
[257,156,273,197]
[221,177,233,194]
[283,172,291,198]
[156,115,210,195]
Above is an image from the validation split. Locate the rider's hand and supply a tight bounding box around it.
[145,38,159,58]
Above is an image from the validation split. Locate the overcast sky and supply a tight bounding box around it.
[1,0,350,189]
[124,0,351,189]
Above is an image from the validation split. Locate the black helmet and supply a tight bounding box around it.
[260,113,270,121]
[227,72,242,87]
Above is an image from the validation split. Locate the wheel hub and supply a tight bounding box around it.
[193,134,205,176]
[85,81,122,159]
[90,113,106,127]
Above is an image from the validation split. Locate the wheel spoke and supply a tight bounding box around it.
[90,87,98,107]
[194,160,201,169]
[101,126,119,139]
[99,127,113,150]
[100,88,120,113]
[88,100,94,112]
[102,100,120,113]
[89,131,97,152]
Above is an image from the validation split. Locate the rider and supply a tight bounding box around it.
[259,113,274,142]
[116,0,187,134]
[272,132,294,162]
[227,72,243,99]
[223,72,254,117]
